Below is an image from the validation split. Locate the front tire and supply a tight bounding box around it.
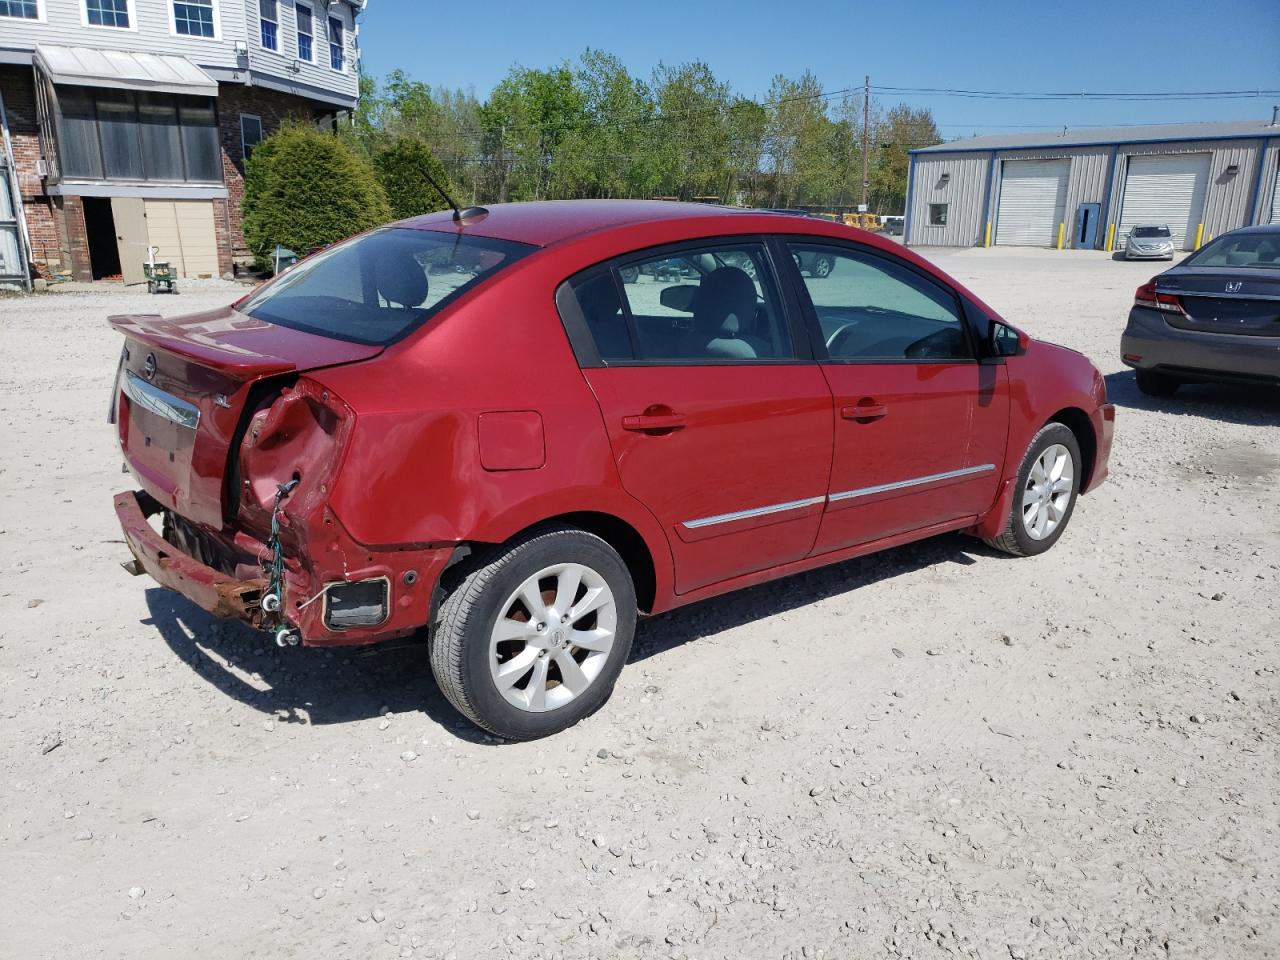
[812,255,834,278]
[430,525,636,740]
[984,423,1081,557]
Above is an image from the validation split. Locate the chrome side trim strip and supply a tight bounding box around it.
[1166,288,1280,303]
[122,371,201,430]
[828,463,996,503]
[683,495,827,530]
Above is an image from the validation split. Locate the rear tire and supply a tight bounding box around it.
[1135,369,1179,397]
[430,524,636,740]
[984,423,1081,557]
[812,255,834,278]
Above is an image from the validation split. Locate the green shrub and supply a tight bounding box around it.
[242,125,392,268]
[372,138,457,220]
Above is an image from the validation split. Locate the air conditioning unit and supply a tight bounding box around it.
[35,158,48,177]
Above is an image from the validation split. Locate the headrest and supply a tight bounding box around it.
[692,266,756,335]
[373,249,429,308]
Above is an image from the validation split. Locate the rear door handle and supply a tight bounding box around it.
[622,412,687,433]
[841,401,887,422]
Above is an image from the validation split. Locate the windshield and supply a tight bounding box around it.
[1132,226,1170,238]
[1184,232,1280,271]
[241,228,535,345]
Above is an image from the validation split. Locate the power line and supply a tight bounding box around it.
[873,84,1280,101]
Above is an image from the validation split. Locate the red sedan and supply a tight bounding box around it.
[110,201,1114,739]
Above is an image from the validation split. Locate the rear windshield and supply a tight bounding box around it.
[1132,226,1171,238]
[1184,232,1280,270]
[240,228,535,345]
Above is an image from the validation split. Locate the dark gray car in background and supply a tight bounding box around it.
[1121,225,1280,396]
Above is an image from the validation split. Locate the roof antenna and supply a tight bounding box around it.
[418,162,488,223]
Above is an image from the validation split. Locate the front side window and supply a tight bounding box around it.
[786,243,971,362]
[928,203,948,227]
[295,3,313,60]
[327,15,344,70]
[0,0,40,19]
[572,243,794,363]
[85,0,129,27]
[259,0,277,49]
[173,0,215,37]
[240,228,535,346]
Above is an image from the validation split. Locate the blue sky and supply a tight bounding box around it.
[358,0,1280,137]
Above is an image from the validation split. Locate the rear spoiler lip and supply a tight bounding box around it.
[109,312,308,378]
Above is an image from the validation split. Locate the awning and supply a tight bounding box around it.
[34,44,218,97]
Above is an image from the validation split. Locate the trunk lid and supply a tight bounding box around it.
[1159,268,1280,337]
[111,305,381,528]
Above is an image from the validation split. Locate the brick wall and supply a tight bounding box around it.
[55,196,90,282]
[1,64,60,276]
[216,84,335,265]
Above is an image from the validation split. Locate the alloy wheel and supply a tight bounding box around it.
[1021,443,1074,540]
[488,563,617,713]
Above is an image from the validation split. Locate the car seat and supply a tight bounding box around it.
[682,266,767,359]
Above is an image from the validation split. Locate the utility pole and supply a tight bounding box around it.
[861,75,870,212]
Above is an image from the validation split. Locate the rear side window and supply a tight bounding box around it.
[240,228,534,345]
[568,242,795,363]
[1185,232,1280,269]
[786,243,970,361]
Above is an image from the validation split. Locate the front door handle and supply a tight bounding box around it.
[841,400,887,423]
[622,411,687,433]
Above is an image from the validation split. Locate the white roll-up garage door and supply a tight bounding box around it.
[1117,154,1211,250]
[995,159,1070,247]
[1269,166,1280,224]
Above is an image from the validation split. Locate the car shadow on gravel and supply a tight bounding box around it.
[142,534,997,740]
[1105,370,1280,425]
[142,588,493,742]
[630,532,993,663]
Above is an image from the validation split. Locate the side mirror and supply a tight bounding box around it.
[989,322,1027,358]
[659,284,698,312]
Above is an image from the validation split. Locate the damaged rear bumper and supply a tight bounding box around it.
[115,490,269,623]
[114,489,455,646]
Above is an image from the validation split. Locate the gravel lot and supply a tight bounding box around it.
[1,248,1277,960]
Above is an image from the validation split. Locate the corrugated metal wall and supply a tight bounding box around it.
[906,152,990,246]
[1105,139,1265,246]
[1253,140,1280,223]
[909,136,1278,248]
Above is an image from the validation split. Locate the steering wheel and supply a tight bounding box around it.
[825,321,859,352]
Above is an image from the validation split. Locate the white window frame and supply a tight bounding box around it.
[240,114,263,161]
[258,0,279,52]
[294,1,315,63]
[81,0,137,31]
[0,0,46,23]
[326,13,345,73]
[168,0,221,40]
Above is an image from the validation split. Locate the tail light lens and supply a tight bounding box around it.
[1134,279,1187,315]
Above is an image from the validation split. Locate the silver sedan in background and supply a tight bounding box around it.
[1125,223,1176,260]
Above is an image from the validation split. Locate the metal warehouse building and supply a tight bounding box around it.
[904,118,1280,251]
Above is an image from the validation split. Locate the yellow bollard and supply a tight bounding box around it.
[984,221,992,247]
[1057,222,1065,250]
[1193,223,1204,250]
[1105,223,1115,252]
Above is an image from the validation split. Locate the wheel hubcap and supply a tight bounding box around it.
[488,563,617,713]
[1021,443,1074,541]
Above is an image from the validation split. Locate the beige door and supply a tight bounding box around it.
[143,200,219,278]
[111,197,148,286]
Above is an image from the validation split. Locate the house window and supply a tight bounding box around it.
[241,114,263,160]
[0,0,40,19]
[85,0,130,27]
[173,0,215,37]
[327,15,344,71]
[928,203,949,227]
[295,3,313,61]
[259,0,277,50]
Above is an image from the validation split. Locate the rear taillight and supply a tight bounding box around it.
[1134,279,1186,315]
